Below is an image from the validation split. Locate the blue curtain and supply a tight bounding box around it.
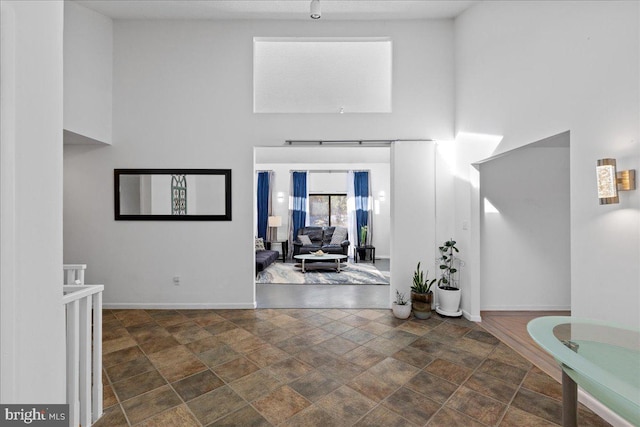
[290,171,308,240]
[354,171,369,246]
[256,172,270,239]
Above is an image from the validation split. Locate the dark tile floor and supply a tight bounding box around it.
[96,309,610,426]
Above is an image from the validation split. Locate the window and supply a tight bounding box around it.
[254,37,392,113]
[309,194,348,227]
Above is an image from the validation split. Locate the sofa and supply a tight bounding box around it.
[256,249,279,272]
[255,237,279,272]
[292,226,350,256]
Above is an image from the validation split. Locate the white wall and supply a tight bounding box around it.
[1,0,66,402]
[480,145,571,310]
[63,20,454,307]
[391,142,437,303]
[435,135,502,320]
[455,1,640,327]
[63,1,113,145]
[254,38,392,113]
[255,161,391,257]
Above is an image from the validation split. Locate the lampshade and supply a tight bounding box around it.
[310,0,321,19]
[268,216,282,227]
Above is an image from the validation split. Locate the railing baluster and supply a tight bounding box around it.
[64,284,103,427]
[79,295,92,427]
[92,292,103,422]
[66,299,79,427]
[63,264,87,285]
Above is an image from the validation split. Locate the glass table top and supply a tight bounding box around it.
[528,316,640,425]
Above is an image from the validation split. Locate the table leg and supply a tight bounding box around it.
[562,369,578,427]
[301,259,306,273]
[372,248,376,264]
[337,259,341,273]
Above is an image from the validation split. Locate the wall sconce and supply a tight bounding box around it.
[276,192,285,203]
[596,158,636,205]
[378,191,386,202]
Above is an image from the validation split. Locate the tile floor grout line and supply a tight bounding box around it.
[476,322,566,426]
[126,314,202,427]
[102,330,141,426]
[161,324,228,427]
[322,318,445,426]
[187,313,280,426]
[465,341,523,427]
[417,320,503,427]
[492,357,535,427]
[98,309,609,427]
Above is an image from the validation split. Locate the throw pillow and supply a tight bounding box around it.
[255,237,265,251]
[298,235,313,246]
[330,227,348,245]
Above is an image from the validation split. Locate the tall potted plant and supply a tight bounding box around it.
[411,262,436,319]
[436,239,463,317]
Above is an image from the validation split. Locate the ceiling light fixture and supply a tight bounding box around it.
[310,0,321,19]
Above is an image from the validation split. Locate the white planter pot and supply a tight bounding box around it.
[436,287,462,317]
[392,302,412,319]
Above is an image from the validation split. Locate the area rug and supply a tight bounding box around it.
[256,262,390,285]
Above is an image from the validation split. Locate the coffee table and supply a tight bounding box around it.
[528,316,639,426]
[294,254,347,273]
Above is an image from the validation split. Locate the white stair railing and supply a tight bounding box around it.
[63,285,104,427]
[63,264,87,285]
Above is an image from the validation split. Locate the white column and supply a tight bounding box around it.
[390,141,436,306]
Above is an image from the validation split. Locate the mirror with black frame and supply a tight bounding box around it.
[114,169,231,221]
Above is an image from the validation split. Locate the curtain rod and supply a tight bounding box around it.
[289,169,369,174]
[285,139,432,145]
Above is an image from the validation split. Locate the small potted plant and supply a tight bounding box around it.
[436,239,462,316]
[411,262,436,319]
[392,290,412,319]
[358,225,369,260]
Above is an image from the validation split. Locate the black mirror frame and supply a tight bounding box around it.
[114,168,232,221]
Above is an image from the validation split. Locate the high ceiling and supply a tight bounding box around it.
[75,0,478,21]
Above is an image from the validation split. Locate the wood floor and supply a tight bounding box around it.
[479,310,571,384]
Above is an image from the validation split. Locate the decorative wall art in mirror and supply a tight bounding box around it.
[114,169,232,221]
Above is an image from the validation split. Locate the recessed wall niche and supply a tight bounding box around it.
[253,37,392,114]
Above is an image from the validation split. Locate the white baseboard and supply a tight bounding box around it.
[103,302,257,310]
[480,305,570,311]
[462,309,482,322]
[578,389,633,427]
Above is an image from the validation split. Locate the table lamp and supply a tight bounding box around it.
[268,216,282,241]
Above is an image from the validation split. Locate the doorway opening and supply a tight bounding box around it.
[253,145,391,309]
[476,131,571,378]
[477,131,571,313]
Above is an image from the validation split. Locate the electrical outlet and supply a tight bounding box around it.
[173,276,180,286]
